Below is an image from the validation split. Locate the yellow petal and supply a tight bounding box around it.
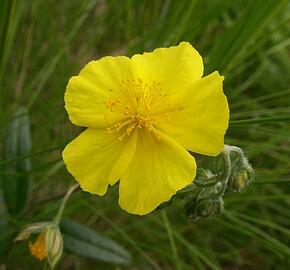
[131,42,203,94]
[119,130,196,215]
[62,128,137,195]
[157,71,229,156]
[65,56,132,128]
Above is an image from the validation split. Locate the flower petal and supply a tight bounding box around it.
[65,56,132,128]
[131,42,203,93]
[157,71,229,156]
[62,128,137,195]
[119,130,196,215]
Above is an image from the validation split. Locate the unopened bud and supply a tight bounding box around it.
[45,226,63,269]
[185,182,225,220]
[197,169,215,180]
[228,153,254,192]
[15,222,63,268]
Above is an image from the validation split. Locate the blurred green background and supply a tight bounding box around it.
[1,0,290,269]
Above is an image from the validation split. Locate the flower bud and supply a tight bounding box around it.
[197,169,214,180]
[228,155,254,192]
[45,226,63,269]
[185,195,224,220]
[197,196,224,218]
[184,182,225,220]
[15,222,63,268]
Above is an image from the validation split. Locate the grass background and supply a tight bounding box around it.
[1,0,290,269]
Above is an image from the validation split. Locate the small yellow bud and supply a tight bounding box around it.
[16,222,63,268]
[228,159,254,192]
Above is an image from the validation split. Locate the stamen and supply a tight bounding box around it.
[104,78,171,141]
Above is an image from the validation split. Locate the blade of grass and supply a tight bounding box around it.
[0,0,23,104]
[208,0,288,73]
[225,212,290,256]
[161,210,181,270]
[230,116,290,127]
[154,214,221,270]
[0,145,65,166]
[27,0,98,108]
[95,209,162,270]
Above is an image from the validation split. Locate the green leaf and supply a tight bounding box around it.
[2,107,31,216]
[207,0,288,74]
[60,220,131,265]
[0,0,23,87]
[0,220,14,259]
[230,116,290,127]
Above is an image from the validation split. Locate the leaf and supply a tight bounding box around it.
[0,0,23,85]
[2,107,31,216]
[0,220,14,259]
[207,0,288,74]
[60,220,131,265]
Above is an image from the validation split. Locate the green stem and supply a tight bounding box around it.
[0,144,66,166]
[230,116,290,127]
[54,183,79,225]
[253,180,290,185]
[162,210,181,270]
[43,260,48,270]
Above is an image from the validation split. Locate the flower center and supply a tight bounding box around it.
[105,78,171,141]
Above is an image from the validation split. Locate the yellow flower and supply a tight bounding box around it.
[63,42,229,215]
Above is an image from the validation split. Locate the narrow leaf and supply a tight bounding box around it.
[208,0,287,73]
[2,107,31,216]
[0,0,23,87]
[0,220,14,259]
[60,220,131,265]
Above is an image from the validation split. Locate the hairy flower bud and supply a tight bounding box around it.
[229,166,254,192]
[197,196,224,218]
[228,147,254,192]
[185,195,224,220]
[185,181,225,220]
